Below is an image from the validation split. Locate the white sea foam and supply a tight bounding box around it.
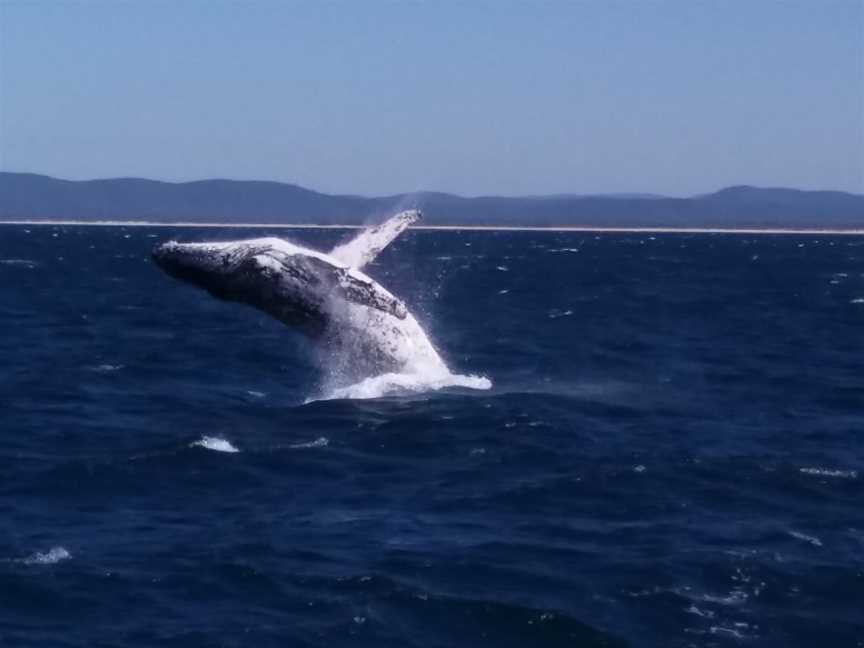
[23,546,71,565]
[788,530,822,547]
[290,437,329,449]
[309,239,492,401]
[700,590,749,606]
[709,626,746,639]
[0,258,37,268]
[800,467,857,479]
[851,298,864,304]
[685,604,715,619]
[191,436,240,453]
[317,369,491,401]
[92,364,125,373]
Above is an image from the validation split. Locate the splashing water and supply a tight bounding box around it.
[152,209,491,402]
[311,295,492,401]
[23,547,72,565]
[321,369,492,401]
[190,437,240,453]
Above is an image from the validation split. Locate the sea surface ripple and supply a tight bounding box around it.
[0,226,862,647]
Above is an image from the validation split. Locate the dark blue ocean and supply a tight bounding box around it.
[1,225,862,647]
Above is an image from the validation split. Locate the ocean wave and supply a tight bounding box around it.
[91,363,125,373]
[799,467,857,479]
[788,530,823,547]
[190,436,240,453]
[289,437,329,449]
[22,547,71,565]
[0,258,37,268]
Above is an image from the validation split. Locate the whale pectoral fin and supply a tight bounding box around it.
[336,272,407,319]
[329,210,421,269]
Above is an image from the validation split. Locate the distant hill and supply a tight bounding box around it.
[0,172,862,228]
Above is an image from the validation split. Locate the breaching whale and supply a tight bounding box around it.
[151,211,450,379]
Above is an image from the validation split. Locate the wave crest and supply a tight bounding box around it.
[191,436,240,453]
[23,546,71,565]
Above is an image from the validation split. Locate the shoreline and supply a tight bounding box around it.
[1,220,863,235]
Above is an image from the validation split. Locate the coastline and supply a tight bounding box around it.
[0,220,863,235]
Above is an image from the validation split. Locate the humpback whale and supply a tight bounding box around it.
[152,211,450,379]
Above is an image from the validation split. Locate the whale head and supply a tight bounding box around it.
[152,240,238,298]
[152,237,334,335]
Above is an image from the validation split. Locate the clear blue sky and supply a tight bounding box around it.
[1,0,861,196]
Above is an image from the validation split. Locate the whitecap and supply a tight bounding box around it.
[246,390,267,399]
[496,265,509,271]
[23,546,71,565]
[851,298,864,304]
[0,259,37,268]
[800,467,857,479]
[498,289,510,295]
[788,530,822,547]
[710,626,746,639]
[290,437,329,449]
[699,590,748,606]
[190,436,240,453]
[92,364,124,373]
[685,605,715,619]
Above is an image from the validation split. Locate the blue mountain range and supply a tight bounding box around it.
[1,172,861,228]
